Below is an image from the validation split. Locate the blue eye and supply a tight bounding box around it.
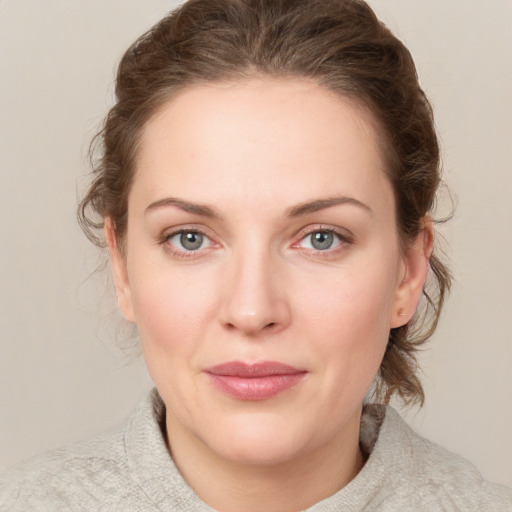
[300,230,343,251]
[168,231,210,251]
[310,231,334,250]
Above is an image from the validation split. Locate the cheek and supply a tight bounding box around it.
[295,259,398,389]
[297,260,398,339]
[127,257,219,364]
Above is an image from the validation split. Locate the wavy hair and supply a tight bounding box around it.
[79,0,451,406]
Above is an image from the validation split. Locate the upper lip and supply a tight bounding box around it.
[205,361,305,377]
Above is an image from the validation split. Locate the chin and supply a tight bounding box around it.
[215,433,306,467]
[200,412,316,466]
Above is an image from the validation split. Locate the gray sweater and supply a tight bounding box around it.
[1,389,511,511]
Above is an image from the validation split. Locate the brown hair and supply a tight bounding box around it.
[79,0,451,406]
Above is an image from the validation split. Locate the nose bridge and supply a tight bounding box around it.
[220,238,290,335]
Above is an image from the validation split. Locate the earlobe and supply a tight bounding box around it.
[104,218,136,323]
[391,220,434,328]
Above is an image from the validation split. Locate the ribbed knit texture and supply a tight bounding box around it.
[1,389,511,511]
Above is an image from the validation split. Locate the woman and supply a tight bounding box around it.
[1,0,511,510]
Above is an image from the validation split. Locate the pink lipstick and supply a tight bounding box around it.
[204,361,306,401]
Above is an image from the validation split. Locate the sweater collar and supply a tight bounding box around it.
[124,389,407,511]
[124,388,214,511]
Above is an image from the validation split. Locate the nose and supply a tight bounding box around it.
[219,248,291,337]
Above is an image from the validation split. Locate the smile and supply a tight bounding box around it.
[204,361,307,401]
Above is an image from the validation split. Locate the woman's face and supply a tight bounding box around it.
[108,78,428,466]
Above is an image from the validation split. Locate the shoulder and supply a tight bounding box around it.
[0,389,213,512]
[0,391,167,511]
[0,426,143,511]
[375,406,512,511]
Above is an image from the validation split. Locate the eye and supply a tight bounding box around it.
[298,229,345,251]
[165,230,211,252]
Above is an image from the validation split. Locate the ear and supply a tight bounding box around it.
[104,217,135,323]
[390,218,434,328]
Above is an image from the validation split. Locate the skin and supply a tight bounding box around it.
[106,78,432,512]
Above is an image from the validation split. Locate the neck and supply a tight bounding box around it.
[166,409,365,512]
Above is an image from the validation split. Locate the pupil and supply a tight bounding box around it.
[312,231,333,250]
[180,232,203,250]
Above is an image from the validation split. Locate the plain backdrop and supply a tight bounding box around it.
[1,0,511,487]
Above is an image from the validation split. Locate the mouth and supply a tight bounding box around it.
[204,361,307,401]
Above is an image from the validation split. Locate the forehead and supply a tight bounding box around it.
[133,77,392,216]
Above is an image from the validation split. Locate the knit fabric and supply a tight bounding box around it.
[1,389,511,511]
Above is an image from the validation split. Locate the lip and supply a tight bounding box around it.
[204,361,307,401]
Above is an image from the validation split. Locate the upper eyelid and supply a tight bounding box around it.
[164,229,209,241]
[158,226,217,251]
[161,224,216,239]
[293,224,353,241]
[164,227,206,237]
[157,224,353,248]
[286,230,350,257]
[159,228,218,258]
[296,230,346,247]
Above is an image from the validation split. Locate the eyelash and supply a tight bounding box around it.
[158,225,353,259]
[292,226,354,256]
[158,228,218,259]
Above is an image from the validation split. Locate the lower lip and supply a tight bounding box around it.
[206,373,306,401]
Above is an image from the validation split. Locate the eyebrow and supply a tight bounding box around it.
[145,197,221,218]
[285,196,372,217]
[145,195,372,219]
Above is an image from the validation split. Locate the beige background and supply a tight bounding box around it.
[1,0,511,486]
